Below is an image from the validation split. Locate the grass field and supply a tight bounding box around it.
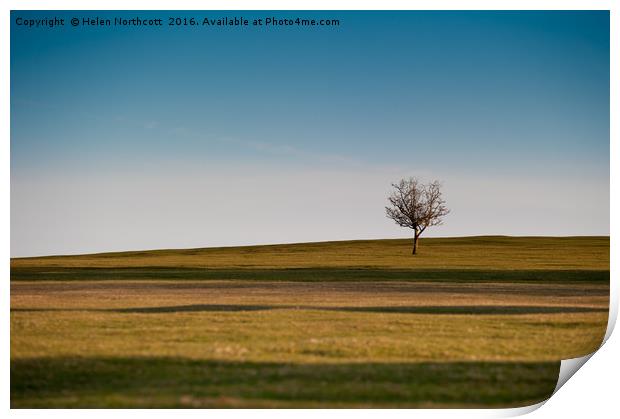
[10,236,609,408]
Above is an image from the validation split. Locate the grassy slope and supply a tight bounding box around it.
[11,236,610,270]
[11,236,611,284]
[10,236,610,407]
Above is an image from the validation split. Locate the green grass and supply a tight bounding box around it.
[11,358,560,408]
[10,236,610,408]
[9,267,609,283]
[11,236,610,270]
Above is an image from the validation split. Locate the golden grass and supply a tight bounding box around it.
[10,236,610,407]
[11,280,608,363]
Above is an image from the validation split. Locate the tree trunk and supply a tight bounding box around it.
[412,232,419,255]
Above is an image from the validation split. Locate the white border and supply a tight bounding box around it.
[3,2,616,418]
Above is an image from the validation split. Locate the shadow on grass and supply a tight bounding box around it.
[10,356,560,408]
[9,267,610,283]
[11,304,608,315]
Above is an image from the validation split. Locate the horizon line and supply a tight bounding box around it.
[10,234,610,260]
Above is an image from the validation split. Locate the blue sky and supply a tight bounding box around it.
[11,11,609,256]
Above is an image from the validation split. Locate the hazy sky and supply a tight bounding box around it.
[11,11,609,257]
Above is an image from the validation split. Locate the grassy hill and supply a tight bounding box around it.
[10,236,610,407]
[11,236,610,283]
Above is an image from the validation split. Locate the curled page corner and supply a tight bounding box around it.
[494,352,597,418]
[553,352,595,395]
[548,282,618,397]
[603,287,617,343]
[495,400,547,417]
[516,295,615,415]
[541,280,619,405]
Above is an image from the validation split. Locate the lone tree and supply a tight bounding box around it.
[385,177,449,255]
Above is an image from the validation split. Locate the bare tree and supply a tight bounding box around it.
[386,178,449,255]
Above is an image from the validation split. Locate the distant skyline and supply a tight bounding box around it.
[11,10,609,257]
